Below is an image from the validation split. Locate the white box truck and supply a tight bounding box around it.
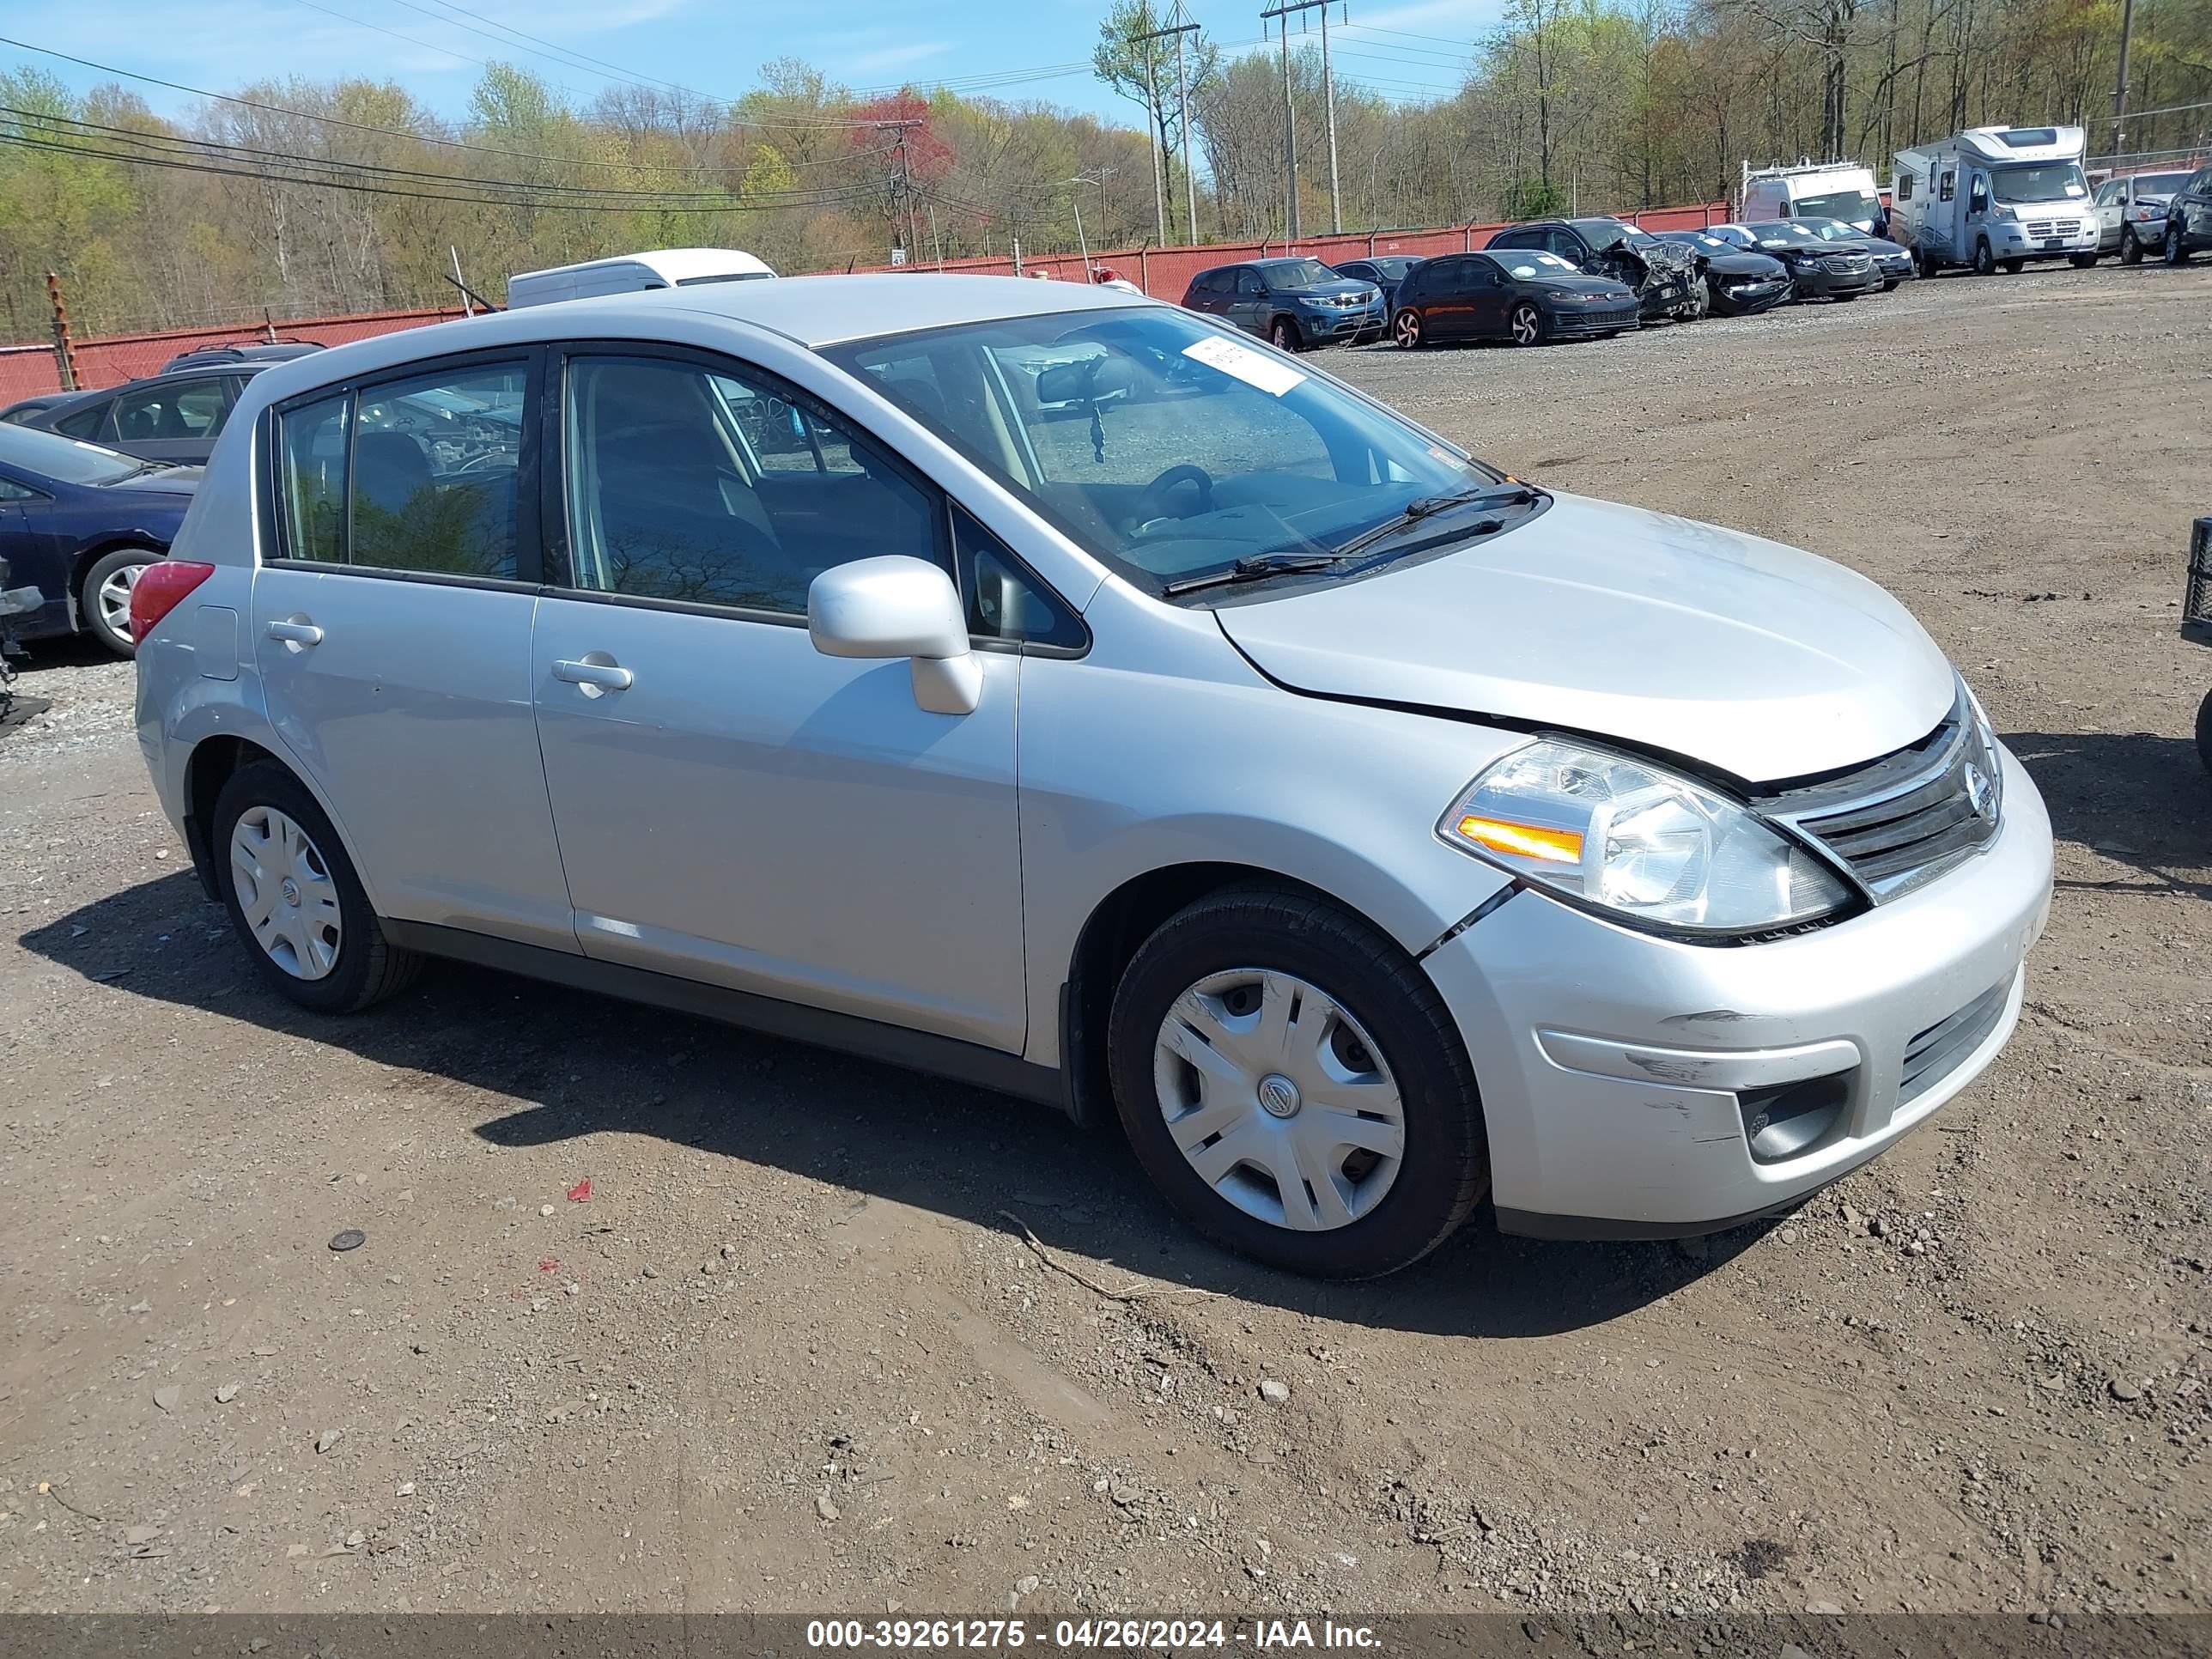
[1889,125,2098,275]
[506,248,776,308]
[1739,160,1888,236]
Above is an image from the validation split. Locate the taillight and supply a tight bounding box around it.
[128,560,216,642]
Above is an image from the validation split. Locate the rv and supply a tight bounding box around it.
[505,248,776,309]
[1889,126,2098,275]
[1739,160,1887,235]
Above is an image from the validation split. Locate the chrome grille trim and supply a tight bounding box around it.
[1755,690,2001,901]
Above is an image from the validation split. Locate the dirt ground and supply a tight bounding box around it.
[1,261,2207,1624]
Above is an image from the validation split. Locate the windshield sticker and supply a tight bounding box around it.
[1182,335,1306,397]
[2064,182,2084,195]
[1510,264,1538,277]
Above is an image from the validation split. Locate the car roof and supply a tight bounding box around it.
[167,342,322,363]
[236,275,1158,409]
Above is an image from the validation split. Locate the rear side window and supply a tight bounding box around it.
[278,392,349,565]
[351,364,525,578]
[115,379,229,443]
[1939,169,1957,202]
[54,402,109,441]
[1898,172,1917,202]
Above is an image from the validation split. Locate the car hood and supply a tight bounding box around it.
[96,467,202,503]
[1528,275,1636,298]
[1705,249,1789,277]
[1212,490,1956,784]
[1286,279,1377,301]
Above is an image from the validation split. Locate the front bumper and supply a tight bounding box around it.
[1300,303,1387,343]
[1634,275,1696,319]
[1710,276,1792,314]
[1793,265,1884,297]
[1990,221,2098,260]
[1545,300,1642,337]
[1422,744,2053,1237]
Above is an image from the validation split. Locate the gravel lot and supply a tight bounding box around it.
[2,261,2208,1623]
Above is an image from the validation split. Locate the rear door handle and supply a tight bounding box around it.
[266,618,323,647]
[553,656,634,693]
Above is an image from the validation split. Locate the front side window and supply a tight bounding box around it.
[115,379,230,444]
[560,354,937,616]
[1236,270,1265,295]
[826,307,1501,596]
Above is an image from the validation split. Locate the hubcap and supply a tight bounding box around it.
[1395,314,1419,347]
[1152,969,1405,1233]
[97,562,149,637]
[229,805,343,981]
[1512,307,1537,344]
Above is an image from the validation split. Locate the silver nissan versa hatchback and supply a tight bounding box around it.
[133,276,2053,1279]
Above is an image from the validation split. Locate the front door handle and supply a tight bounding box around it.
[553,655,634,694]
[266,617,323,647]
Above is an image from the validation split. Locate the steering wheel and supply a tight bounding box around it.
[1138,464,1216,524]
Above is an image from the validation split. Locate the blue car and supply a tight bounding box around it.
[0,422,198,657]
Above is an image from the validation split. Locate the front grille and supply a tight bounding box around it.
[1899,980,2010,1103]
[1822,255,1873,274]
[1757,692,2000,900]
[2023,218,2080,238]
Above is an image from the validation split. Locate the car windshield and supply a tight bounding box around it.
[825,307,1505,596]
[1793,189,1880,221]
[1260,258,1339,288]
[1991,162,2087,204]
[0,422,146,486]
[1575,220,1654,248]
[1503,252,1578,275]
[2130,172,2191,196]
[1750,222,1821,246]
[1801,218,1869,241]
[1369,257,1419,279]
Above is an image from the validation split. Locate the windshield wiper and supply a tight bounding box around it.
[1161,551,1340,597]
[1330,484,1535,560]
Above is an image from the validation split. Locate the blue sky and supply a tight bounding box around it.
[0,0,1497,129]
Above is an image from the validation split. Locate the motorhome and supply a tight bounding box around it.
[1739,161,1887,235]
[1890,126,2098,275]
[505,248,776,309]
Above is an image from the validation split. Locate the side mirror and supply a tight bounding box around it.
[807,556,981,715]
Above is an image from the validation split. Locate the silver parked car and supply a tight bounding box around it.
[133,276,2053,1278]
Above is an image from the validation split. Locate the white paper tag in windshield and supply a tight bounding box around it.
[1182,335,1306,397]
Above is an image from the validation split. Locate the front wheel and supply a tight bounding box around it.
[2198,689,2212,775]
[1392,309,1424,349]
[2001,258,2026,273]
[79,546,159,658]
[1106,888,1489,1279]
[2168,225,2191,265]
[1269,317,1303,352]
[1508,301,1545,347]
[2121,228,2144,264]
[2069,252,2099,268]
[212,761,422,1015]
[1973,238,1997,276]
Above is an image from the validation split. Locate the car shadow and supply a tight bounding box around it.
[2004,726,2212,899]
[21,872,1776,1341]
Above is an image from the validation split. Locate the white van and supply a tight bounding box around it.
[1890,126,2097,276]
[1740,161,1887,236]
[505,248,775,309]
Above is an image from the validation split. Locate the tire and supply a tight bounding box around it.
[2121,228,2143,265]
[1881,278,1901,291]
[1392,309,1424,349]
[1973,237,1996,276]
[2168,225,2190,265]
[1834,290,1857,301]
[211,761,422,1015]
[1508,301,1546,347]
[2069,252,2098,268]
[1105,886,1489,1279]
[79,546,160,659]
[2198,689,2212,776]
[1269,316,1303,352]
[2001,258,2026,273]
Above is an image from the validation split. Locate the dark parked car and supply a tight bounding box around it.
[159,339,325,374]
[1180,258,1385,350]
[1797,216,1916,289]
[1391,249,1639,348]
[1486,218,1704,320]
[1741,220,1884,300]
[1652,230,1796,314]
[18,361,270,466]
[0,422,196,656]
[1,392,84,428]
[1330,255,1425,311]
[2165,164,2212,264]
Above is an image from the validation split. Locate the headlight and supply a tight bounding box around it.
[1438,739,1851,936]
[1966,694,2005,821]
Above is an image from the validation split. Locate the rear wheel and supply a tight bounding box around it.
[79,546,159,659]
[2198,689,2212,775]
[1269,316,1303,352]
[1508,301,1545,347]
[1392,309,1424,349]
[1106,887,1488,1279]
[212,762,422,1015]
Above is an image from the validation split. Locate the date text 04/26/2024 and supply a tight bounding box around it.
[804,1619,1382,1650]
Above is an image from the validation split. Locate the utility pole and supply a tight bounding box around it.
[1262,0,1344,238]
[2108,0,2136,157]
[1133,2,1204,241]
[881,120,918,265]
[1264,2,1299,239]
[1142,38,1167,240]
[45,271,76,392]
[1065,178,1095,276]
